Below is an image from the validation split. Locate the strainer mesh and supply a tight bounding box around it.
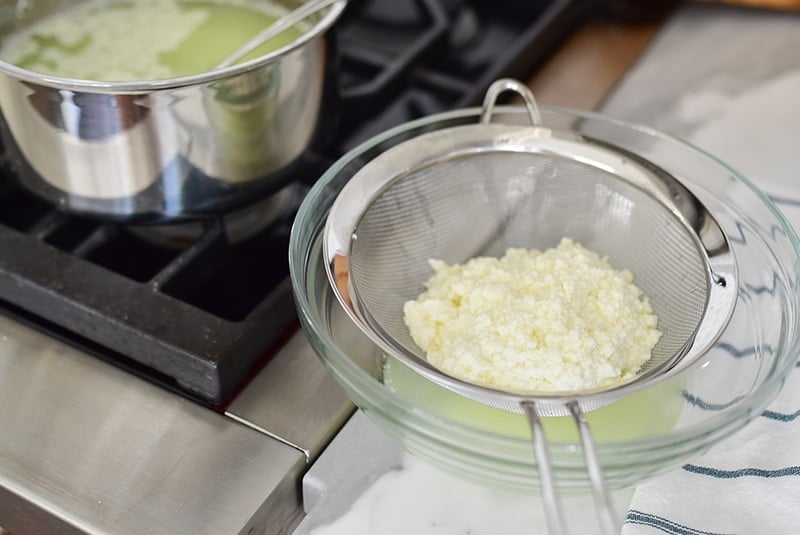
[349,150,709,386]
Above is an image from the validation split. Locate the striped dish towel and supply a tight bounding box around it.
[618,68,800,535]
[621,362,800,534]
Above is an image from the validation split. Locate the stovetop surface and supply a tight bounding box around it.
[0,0,584,407]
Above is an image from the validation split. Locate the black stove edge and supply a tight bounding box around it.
[0,223,295,407]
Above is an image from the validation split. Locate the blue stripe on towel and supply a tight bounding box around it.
[716,342,775,358]
[743,272,781,296]
[625,510,733,535]
[682,391,799,422]
[761,409,800,422]
[682,391,744,411]
[768,194,800,207]
[727,222,748,244]
[683,464,800,478]
[726,221,787,244]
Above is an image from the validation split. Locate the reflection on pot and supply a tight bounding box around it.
[1,82,166,199]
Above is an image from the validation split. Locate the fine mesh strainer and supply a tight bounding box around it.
[323,79,738,535]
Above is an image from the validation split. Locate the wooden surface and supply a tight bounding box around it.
[527,20,660,110]
[527,0,800,109]
[701,0,800,8]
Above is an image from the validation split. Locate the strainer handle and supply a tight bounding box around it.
[480,78,543,127]
[521,401,568,535]
[568,402,620,535]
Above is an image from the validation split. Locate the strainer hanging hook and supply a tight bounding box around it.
[480,78,543,127]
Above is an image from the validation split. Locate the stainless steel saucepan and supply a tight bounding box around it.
[0,0,346,221]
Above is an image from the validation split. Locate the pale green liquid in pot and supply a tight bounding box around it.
[0,0,302,81]
[383,357,684,442]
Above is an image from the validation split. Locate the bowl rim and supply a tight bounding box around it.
[0,0,347,93]
[290,104,800,457]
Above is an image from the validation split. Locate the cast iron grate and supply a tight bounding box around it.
[0,0,584,407]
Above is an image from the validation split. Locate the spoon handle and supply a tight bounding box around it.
[216,0,343,70]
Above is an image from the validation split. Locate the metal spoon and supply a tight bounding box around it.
[216,0,342,69]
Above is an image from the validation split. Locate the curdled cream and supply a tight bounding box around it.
[403,238,661,393]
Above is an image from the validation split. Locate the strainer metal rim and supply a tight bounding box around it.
[325,124,681,262]
[323,122,739,411]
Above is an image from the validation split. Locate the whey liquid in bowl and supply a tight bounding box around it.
[383,356,684,443]
[0,0,302,81]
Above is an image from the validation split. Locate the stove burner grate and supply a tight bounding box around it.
[0,0,585,407]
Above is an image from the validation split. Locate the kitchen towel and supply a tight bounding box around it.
[622,368,800,535]
[608,6,800,535]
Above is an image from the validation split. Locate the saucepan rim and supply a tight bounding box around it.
[0,0,347,93]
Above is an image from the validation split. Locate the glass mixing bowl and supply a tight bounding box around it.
[289,106,800,494]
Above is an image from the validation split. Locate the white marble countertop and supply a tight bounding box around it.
[295,412,636,535]
[294,3,800,534]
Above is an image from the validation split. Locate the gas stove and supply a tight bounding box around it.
[0,0,584,408]
[0,1,584,533]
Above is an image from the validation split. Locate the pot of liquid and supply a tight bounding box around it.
[0,0,346,221]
